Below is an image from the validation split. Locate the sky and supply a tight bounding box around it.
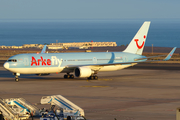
[0,0,180,20]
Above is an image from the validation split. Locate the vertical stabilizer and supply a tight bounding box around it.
[123,21,151,55]
[41,45,47,53]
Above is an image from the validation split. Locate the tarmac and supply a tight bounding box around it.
[0,63,180,120]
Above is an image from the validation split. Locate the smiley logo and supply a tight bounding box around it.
[134,39,144,49]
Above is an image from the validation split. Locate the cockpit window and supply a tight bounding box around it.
[7,59,17,62]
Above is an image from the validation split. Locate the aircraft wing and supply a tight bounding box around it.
[65,47,176,68]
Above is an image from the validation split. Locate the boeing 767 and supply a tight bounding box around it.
[3,21,176,82]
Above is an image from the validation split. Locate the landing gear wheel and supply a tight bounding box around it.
[15,78,19,82]
[64,75,67,78]
[88,75,97,80]
[67,74,70,78]
[64,74,74,79]
[15,75,19,82]
[70,74,74,79]
[94,75,98,80]
[87,76,92,80]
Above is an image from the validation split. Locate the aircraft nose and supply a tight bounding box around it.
[3,62,9,69]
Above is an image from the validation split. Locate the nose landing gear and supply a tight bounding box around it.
[15,76,19,82]
[13,73,20,82]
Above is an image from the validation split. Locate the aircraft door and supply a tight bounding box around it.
[123,56,128,62]
[58,58,63,71]
[24,58,29,66]
[93,57,97,64]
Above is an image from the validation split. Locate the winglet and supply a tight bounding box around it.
[163,47,176,61]
[41,45,47,53]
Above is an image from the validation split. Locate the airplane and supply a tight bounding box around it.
[3,21,177,82]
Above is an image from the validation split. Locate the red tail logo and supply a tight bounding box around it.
[134,39,144,49]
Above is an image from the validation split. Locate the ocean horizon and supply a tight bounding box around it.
[0,19,180,48]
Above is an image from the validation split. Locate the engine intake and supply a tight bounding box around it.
[75,67,93,78]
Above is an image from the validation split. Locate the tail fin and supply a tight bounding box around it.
[123,21,151,55]
[41,45,47,53]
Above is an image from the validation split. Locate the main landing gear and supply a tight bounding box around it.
[13,73,20,82]
[87,75,98,80]
[64,73,74,79]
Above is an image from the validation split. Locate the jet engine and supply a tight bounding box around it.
[75,67,93,78]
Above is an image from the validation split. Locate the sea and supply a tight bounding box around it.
[0,19,180,48]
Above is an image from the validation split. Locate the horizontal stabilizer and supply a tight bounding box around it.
[163,47,176,61]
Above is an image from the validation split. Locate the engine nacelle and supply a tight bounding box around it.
[75,67,93,78]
